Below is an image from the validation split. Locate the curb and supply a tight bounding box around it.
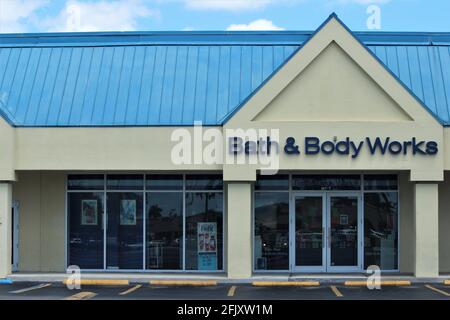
[252,281,320,287]
[344,280,411,287]
[150,280,217,286]
[62,279,129,286]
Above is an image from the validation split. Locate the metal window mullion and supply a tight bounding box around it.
[182,174,186,271]
[143,175,146,271]
[103,173,107,271]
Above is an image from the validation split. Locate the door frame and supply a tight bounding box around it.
[291,191,363,273]
[12,201,19,272]
[290,192,326,273]
[326,192,363,273]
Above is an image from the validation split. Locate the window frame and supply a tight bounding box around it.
[253,173,400,273]
[66,173,224,273]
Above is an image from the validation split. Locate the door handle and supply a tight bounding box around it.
[328,228,332,248]
[322,227,325,248]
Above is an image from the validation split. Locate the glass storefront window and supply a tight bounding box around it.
[292,175,361,190]
[68,192,104,269]
[363,175,398,191]
[106,192,144,269]
[106,174,144,190]
[185,192,223,270]
[254,193,289,270]
[68,174,104,190]
[255,174,289,191]
[146,193,183,270]
[68,174,223,271]
[186,174,223,190]
[146,175,183,190]
[364,192,398,270]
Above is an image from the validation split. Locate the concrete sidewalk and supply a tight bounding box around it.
[4,272,450,285]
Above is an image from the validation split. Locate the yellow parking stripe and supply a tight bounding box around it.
[425,285,450,297]
[252,281,320,287]
[9,283,52,294]
[64,291,98,300]
[330,286,343,297]
[227,286,237,297]
[62,279,129,286]
[344,280,411,287]
[119,284,142,296]
[150,280,217,286]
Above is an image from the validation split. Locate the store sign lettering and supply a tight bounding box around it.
[229,136,438,158]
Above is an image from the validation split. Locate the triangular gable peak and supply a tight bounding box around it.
[225,15,441,127]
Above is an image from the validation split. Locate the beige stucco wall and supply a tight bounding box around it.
[224,18,444,183]
[0,117,15,181]
[15,127,222,172]
[12,171,66,272]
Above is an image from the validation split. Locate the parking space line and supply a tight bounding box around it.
[227,286,237,297]
[425,285,450,297]
[64,291,98,300]
[9,283,52,294]
[119,284,142,296]
[330,286,343,297]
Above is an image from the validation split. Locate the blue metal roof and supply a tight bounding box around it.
[1,27,450,126]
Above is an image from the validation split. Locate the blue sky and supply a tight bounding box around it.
[0,0,449,34]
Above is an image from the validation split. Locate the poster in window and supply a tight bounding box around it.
[197,222,217,270]
[81,199,98,225]
[120,199,137,225]
[340,214,349,225]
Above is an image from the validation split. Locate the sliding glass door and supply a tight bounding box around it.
[292,192,362,272]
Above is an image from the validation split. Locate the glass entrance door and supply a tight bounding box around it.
[326,193,362,272]
[293,194,326,272]
[293,192,362,272]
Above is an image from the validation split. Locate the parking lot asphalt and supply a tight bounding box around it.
[0,282,450,300]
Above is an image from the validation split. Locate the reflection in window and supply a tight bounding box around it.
[106,174,144,190]
[185,175,223,190]
[255,174,289,191]
[106,192,143,269]
[254,193,289,270]
[363,175,398,191]
[146,175,183,190]
[292,175,360,190]
[68,192,104,269]
[185,193,223,270]
[146,193,183,270]
[68,174,104,190]
[364,192,398,270]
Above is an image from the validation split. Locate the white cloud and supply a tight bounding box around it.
[226,19,284,31]
[42,0,160,32]
[185,0,274,11]
[0,0,47,33]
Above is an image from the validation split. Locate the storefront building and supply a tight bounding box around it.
[1,14,450,279]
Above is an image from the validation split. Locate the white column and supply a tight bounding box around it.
[227,182,252,279]
[0,182,12,278]
[414,183,439,278]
